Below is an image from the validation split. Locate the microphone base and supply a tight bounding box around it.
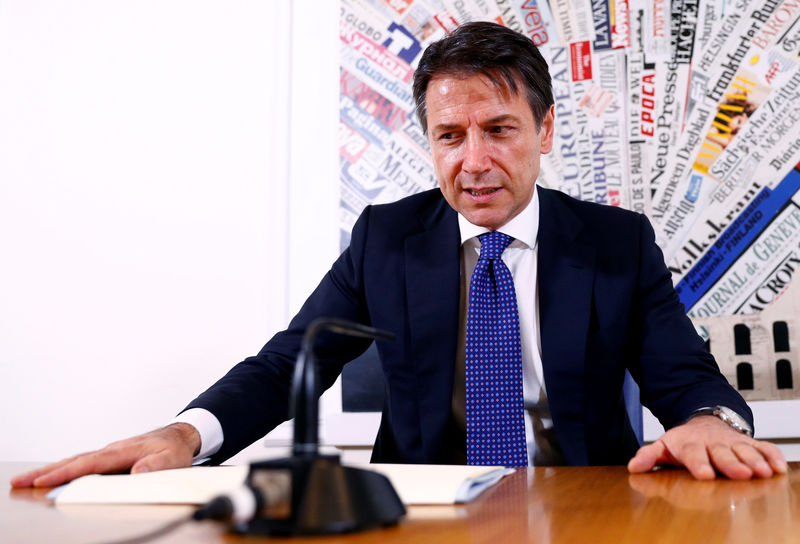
[239,454,406,536]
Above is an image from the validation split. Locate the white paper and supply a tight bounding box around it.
[362,463,511,504]
[52,466,248,505]
[51,463,510,506]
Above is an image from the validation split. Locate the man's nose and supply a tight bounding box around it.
[462,132,491,174]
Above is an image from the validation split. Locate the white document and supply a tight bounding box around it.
[51,463,512,506]
[51,465,249,505]
[363,464,513,504]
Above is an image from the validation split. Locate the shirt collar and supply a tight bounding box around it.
[457,188,539,249]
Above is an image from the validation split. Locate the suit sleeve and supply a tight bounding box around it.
[628,214,753,431]
[183,206,376,464]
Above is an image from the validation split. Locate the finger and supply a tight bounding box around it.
[678,442,717,480]
[627,441,667,473]
[10,453,91,488]
[130,449,189,475]
[11,465,65,488]
[753,440,788,475]
[755,440,789,473]
[732,442,773,478]
[706,442,752,480]
[11,468,51,488]
[31,449,141,488]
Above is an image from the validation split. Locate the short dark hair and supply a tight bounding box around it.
[412,22,554,133]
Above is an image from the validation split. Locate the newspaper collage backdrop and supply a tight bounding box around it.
[338,0,800,402]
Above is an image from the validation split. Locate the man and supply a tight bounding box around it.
[12,22,786,488]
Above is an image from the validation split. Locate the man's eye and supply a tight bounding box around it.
[437,132,461,142]
[489,126,508,134]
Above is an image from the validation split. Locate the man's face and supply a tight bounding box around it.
[426,74,554,231]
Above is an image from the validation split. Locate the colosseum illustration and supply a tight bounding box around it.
[692,281,800,401]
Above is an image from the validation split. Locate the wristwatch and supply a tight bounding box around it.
[691,406,753,437]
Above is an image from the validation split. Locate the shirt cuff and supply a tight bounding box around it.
[169,408,224,461]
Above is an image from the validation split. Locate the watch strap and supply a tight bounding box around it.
[690,406,753,437]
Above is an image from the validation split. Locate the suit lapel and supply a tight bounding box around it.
[537,187,596,465]
[404,196,461,456]
[399,188,598,462]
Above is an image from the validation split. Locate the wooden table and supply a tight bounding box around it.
[3,462,799,543]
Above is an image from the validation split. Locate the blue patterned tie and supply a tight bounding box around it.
[466,231,527,467]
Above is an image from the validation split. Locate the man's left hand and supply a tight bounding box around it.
[627,415,788,480]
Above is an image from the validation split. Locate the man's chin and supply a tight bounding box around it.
[461,209,509,231]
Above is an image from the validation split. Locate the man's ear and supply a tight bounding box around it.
[539,105,555,154]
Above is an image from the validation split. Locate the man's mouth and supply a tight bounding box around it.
[467,188,500,196]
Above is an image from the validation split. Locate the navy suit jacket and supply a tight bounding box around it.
[186,187,751,465]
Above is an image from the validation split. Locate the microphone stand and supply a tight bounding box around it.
[240,318,406,536]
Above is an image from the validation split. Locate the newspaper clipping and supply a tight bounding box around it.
[339,0,800,400]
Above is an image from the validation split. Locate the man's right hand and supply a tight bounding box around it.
[10,423,201,488]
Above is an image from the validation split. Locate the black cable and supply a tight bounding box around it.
[192,495,235,521]
[86,496,237,544]
[86,515,191,544]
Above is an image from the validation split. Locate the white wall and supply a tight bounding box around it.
[0,1,339,462]
[5,1,795,467]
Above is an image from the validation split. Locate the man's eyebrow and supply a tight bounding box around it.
[431,114,521,133]
[484,114,520,124]
[430,122,462,133]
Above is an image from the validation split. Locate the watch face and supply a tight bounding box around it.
[716,406,752,436]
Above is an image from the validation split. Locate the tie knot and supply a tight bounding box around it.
[478,231,513,261]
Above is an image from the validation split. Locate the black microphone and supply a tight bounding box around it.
[115,321,403,541]
[291,318,395,458]
[239,317,405,536]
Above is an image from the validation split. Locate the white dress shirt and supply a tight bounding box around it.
[170,407,223,461]
[453,189,559,465]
